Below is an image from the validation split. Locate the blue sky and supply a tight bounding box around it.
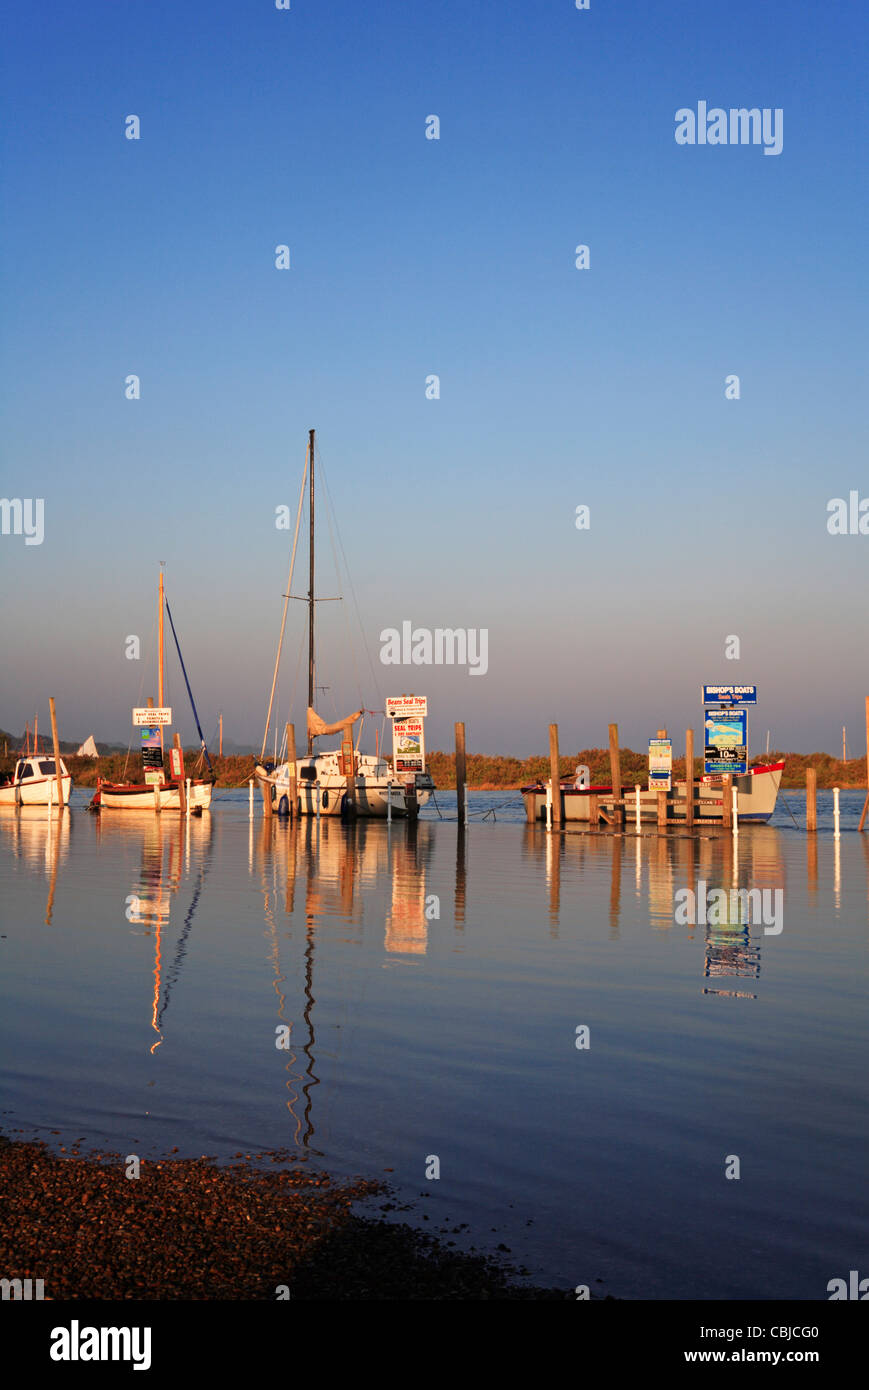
[1,0,867,757]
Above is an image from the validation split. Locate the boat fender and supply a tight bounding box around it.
[321,789,329,809]
[277,794,290,817]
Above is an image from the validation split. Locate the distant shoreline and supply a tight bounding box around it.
[3,747,865,793]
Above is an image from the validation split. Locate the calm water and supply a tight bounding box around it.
[2,787,868,1299]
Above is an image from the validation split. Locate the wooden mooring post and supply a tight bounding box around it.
[806,767,817,832]
[48,697,63,812]
[285,723,297,819]
[685,729,694,828]
[608,723,623,825]
[455,722,467,826]
[859,697,869,832]
[721,774,732,829]
[173,732,187,816]
[549,724,562,827]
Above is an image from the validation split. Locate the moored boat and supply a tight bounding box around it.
[259,744,434,819]
[522,760,785,825]
[96,572,215,813]
[257,428,436,819]
[0,755,73,806]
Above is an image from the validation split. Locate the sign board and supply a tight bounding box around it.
[393,717,425,774]
[702,686,757,706]
[386,696,427,719]
[169,747,184,779]
[140,726,162,749]
[144,770,165,787]
[704,708,747,775]
[648,737,672,791]
[133,707,172,726]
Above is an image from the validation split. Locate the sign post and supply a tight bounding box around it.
[702,686,753,777]
[386,697,427,777]
[648,737,672,792]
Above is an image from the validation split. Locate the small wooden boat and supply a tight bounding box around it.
[521,760,785,825]
[0,754,72,806]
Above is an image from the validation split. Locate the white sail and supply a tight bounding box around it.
[306,706,363,738]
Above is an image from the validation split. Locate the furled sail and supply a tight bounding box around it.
[306,706,363,738]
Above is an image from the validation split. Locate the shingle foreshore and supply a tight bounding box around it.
[0,1135,569,1299]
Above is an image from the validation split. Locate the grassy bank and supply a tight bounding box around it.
[2,747,865,793]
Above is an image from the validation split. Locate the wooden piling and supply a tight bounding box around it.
[285,723,297,819]
[260,772,273,818]
[455,722,467,826]
[859,697,869,832]
[173,733,186,816]
[806,767,817,832]
[721,774,732,828]
[341,730,356,819]
[685,729,694,828]
[549,724,562,826]
[608,724,622,824]
[48,697,63,811]
[657,789,668,828]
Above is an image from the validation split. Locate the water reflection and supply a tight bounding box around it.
[522,824,788,997]
[92,812,214,1053]
[0,806,71,925]
[245,817,439,1154]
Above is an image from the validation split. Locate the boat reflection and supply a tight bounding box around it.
[521,823,787,997]
[0,804,71,924]
[95,811,214,1052]
[249,816,438,1154]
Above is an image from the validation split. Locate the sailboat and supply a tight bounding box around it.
[94,573,215,812]
[256,429,435,818]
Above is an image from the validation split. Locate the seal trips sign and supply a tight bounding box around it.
[393,718,425,775]
[702,686,757,706]
[133,707,172,726]
[386,696,427,719]
[704,709,748,775]
[386,695,427,774]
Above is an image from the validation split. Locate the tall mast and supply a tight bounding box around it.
[158,568,165,708]
[307,428,315,754]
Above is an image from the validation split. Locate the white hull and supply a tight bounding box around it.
[262,753,433,818]
[522,762,785,825]
[0,760,73,806]
[98,781,213,812]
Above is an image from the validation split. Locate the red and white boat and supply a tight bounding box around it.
[95,572,214,814]
[521,761,785,824]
